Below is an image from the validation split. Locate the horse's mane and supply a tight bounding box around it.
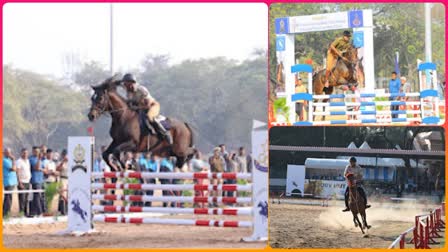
[94,74,130,106]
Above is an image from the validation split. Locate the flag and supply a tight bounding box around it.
[87,126,94,136]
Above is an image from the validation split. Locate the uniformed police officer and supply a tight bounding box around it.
[325,30,352,87]
[121,73,173,144]
[342,157,371,212]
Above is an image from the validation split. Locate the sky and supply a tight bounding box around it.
[3,3,267,77]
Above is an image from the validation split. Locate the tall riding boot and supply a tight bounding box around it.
[342,189,350,212]
[154,121,173,145]
[358,187,371,209]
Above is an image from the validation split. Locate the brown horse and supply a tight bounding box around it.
[87,75,194,169]
[313,45,363,95]
[312,45,364,121]
[347,174,371,235]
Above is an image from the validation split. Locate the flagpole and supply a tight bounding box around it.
[424,3,432,63]
[110,3,114,75]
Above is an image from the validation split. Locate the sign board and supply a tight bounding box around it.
[286,165,305,196]
[243,121,268,242]
[67,136,93,233]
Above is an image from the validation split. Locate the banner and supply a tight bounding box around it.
[304,179,346,198]
[286,165,305,196]
[244,120,268,241]
[289,11,349,33]
[67,137,93,233]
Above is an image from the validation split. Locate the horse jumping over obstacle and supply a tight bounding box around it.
[291,62,441,126]
[87,75,195,170]
[64,132,268,242]
[311,45,365,121]
[312,45,364,96]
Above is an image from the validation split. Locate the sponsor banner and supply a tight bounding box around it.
[289,11,348,33]
[304,179,346,198]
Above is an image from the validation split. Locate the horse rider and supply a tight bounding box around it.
[342,157,371,212]
[121,73,173,144]
[325,30,352,88]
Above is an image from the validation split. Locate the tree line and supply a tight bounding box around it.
[3,51,267,153]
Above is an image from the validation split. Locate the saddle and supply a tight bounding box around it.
[138,112,172,137]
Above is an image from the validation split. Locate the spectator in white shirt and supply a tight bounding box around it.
[44,149,58,183]
[236,147,249,173]
[190,149,208,173]
[16,148,31,216]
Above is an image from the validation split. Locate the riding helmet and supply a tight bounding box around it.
[343,30,352,37]
[122,73,136,83]
[349,157,357,162]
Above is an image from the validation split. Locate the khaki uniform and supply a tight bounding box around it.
[326,37,351,71]
[127,84,160,121]
[344,164,363,182]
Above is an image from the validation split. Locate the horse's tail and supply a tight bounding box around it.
[184,122,194,148]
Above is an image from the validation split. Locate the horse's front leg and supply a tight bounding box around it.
[111,140,138,170]
[103,141,117,171]
[361,211,371,229]
[354,214,364,234]
[353,215,358,227]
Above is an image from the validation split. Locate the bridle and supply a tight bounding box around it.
[90,89,128,116]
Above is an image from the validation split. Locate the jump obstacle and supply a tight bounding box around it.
[64,124,268,242]
[291,62,441,126]
[388,203,445,249]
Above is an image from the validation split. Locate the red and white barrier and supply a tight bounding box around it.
[91,183,252,191]
[93,215,252,227]
[92,194,252,204]
[93,171,252,180]
[389,203,445,249]
[92,205,253,215]
[388,227,415,249]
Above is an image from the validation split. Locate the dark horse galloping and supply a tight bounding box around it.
[87,75,194,169]
[312,45,365,120]
[346,174,371,235]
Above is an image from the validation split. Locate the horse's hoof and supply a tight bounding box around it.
[367,225,372,229]
[354,223,358,227]
[363,234,369,238]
